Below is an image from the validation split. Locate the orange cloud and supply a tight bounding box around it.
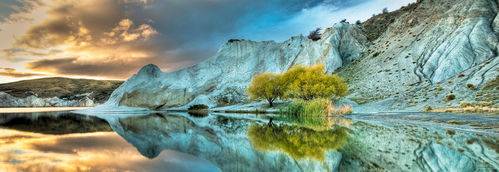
[0,67,46,78]
[1,0,164,79]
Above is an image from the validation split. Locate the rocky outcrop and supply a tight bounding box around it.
[103,23,367,109]
[100,0,498,111]
[339,0,499,111]
[0,92,95,107]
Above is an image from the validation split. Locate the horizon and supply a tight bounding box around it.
[0,0,415,84]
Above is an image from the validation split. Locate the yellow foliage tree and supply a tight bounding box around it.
[247,64,348,106]
[282,64,348,100]
[247,73,285,106]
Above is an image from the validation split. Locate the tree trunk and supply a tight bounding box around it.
[267,98,274,107]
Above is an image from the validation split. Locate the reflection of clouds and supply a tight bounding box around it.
[0,129,219,172]
[0,135,37,144]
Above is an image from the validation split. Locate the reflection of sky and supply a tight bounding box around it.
[0,128,219,172]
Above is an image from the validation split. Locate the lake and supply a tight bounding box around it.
[0,110,497,171]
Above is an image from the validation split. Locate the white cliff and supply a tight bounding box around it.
[103,23,367,110]
[340,0,499,111]
[100,0,498,111]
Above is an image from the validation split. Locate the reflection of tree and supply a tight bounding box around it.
[187,111,208,118]
[247,124,348,161]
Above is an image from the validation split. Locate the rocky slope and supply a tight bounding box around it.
[0,77,123,107]
[101,0,498,111]
[339,0,499,111]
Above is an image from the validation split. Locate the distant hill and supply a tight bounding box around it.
[0,77,123,104]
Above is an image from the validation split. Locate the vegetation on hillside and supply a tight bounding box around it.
[0,77,123,103]
[360,2,420,41]
[307,28,322,41]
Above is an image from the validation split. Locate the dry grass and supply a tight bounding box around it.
[460,101,473,108]
[426,106,499,114]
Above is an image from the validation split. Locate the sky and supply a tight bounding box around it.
[0,0,415,83]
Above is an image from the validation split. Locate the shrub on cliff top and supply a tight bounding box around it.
[307,28,322,41]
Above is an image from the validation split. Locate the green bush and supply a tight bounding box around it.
[280,98,330,117]
[188,104,209,110]
[188,111,208,118]
[445,94,456,102]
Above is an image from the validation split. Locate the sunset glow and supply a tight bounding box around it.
[0,0,415,83]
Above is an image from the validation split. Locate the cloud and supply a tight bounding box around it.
[1,0,414,80]
[0,67,45,78]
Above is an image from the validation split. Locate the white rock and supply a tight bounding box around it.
[101,23,367,109]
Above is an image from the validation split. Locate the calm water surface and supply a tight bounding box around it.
[0,110,497,171]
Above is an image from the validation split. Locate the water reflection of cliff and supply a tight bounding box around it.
[116,113,213,158]
[0,112,112,134]
[113,113,343,171]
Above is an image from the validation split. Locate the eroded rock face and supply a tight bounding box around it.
[102,23,367,109]
[339,0,499,110]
